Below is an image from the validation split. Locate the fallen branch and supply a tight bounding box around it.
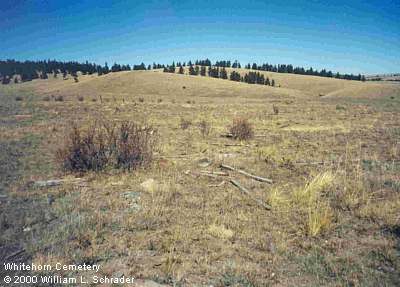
[211,143,253,147]
[32,178,86,188]
[294,161,326,166]
[185,170,220,179]
[200,170,229,176]
[220,164,273,184]
[220,133,268,139]
[230,179,271,210]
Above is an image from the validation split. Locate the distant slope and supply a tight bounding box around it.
[13,69,400,101]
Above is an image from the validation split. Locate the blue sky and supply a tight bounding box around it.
[1,0,399,74]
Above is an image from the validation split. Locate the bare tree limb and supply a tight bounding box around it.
[230,179,271,210]
[220,164,273,184]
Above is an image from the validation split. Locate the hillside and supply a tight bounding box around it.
[10,68,400,101]
[1,69,399,286]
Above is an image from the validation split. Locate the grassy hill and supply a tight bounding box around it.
[1,69,399,286]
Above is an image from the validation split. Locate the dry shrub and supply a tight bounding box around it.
[198,119,211,137]
[15,96,23,101]
[55,95,64,102]
[57,121,156,172]
[115,122,156,170]
[273,105,279,115]
[42,96,50,101]
[77,95,84,102]
[229,118,254,140]
[180,118,192,130]
[138,97,144,103]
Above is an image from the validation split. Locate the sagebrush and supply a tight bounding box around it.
[57,120,157,172]
[229,118,254,140]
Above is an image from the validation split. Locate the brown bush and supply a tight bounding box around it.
[180,118,192,130]
[273,105,279,115]
[15,96,23,101]
[55,95,64,102]
[229,118,254,140]
[138,97,144,103]
[77,95,84,102]
[198,120,211,137]
[57,121,156,172]
[42,95,51,101]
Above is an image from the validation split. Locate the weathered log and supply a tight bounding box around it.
[220,164,273,184]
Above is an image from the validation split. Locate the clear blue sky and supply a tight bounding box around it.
[1,0,399,74]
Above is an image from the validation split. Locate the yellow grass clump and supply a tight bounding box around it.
[293,171,336,236]
[208,224,234,240]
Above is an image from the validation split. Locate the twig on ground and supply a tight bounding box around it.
[6,249,25,260]
[229,179,271,210]
[200,170,229,176]
[220,164,273,184]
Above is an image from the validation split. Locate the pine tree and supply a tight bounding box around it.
[40,71,48,79]
[178,66,184,74]
[220,67,228,79]
[200,66,206,76]
[230,71,241,82]
[2,76,10,84]
[188,64,196,75]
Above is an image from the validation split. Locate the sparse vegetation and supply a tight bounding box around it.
[180,118,192,130]
[1,63,399,286]
[198,119,211,137]
[54,95,64,101]
[229,118,254,140]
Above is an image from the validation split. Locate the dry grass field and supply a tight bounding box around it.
[1,69,399,286]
